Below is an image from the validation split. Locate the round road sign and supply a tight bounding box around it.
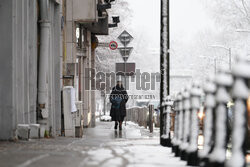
[109,41,118,50]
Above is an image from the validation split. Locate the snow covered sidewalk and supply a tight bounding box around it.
[0,121,191,167]
[78,121,191,167]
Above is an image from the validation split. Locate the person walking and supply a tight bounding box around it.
[110,79,129,130]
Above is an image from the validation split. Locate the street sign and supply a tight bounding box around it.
[122,56,129,62]
[109,41,118,50]
[116,63,136,76]
[117,30,134,89]
[118,47,133,57]
[118,30,133,46]
[117,30,133,63]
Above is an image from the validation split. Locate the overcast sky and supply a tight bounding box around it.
[126,0,213,45]
[127,0,161,51]
[170,0,214,42]
[122,0,214,70]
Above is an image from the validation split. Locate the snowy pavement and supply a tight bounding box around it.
[0,121,191,167]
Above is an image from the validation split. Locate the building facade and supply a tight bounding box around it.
[0,0,115,140]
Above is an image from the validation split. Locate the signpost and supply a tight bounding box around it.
[115,63,136,76]
[118,30,133,89]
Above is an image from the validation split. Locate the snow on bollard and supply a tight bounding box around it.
[172,93,180,154]
[175,92,184,157]
[180,87,192,160]
[198,75,217,166]
[226,55,250,167]
[166,96,174,147]
[208,69,233,167]
[161,96,174,147]
[186,82,203,166]
[161,97,168,146]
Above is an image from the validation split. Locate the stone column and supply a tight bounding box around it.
[175,92,184,157]
[186,82,202,166]
[226,56,250,167]
[172,93,180,154]
[198,75,217,166]
[180,87,191,160]
[208,69,233,167]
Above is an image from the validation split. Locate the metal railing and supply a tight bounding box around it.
[161,55,250,167]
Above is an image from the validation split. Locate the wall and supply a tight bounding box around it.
[65,0,96,128]
[82,30,92,127]
[0,0,14,140]
[0,0,38,140]
[0,0,62,140]
[72,0,97,22]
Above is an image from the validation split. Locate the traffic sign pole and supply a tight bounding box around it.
[117,30,134,90]
[124,35,127,89]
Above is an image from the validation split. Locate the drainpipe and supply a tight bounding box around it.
[38,0,50,119]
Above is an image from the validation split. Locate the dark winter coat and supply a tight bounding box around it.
[110,85,129,121]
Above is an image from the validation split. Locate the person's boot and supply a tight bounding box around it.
[119,122,122,131]
[114,122,118,130]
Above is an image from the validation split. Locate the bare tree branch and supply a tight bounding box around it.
[232,0,250,23]
[241,0,249,15]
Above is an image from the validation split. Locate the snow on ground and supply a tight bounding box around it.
[0,121,191,167]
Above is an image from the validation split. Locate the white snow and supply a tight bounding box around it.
[215,72,233,87]
[216,87,231,103]
[226,64,250,167]
[180,109,190,151]
[199,108,213,158]
[203,80,217,93]
[209,104,227,162]
[186,109,199,153]
[232,78,249,99]
[232,55,250,78]
[227,95,248,166]
[199,78,217,158]
[186,84,202,153]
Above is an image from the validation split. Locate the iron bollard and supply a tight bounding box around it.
[161,96,174,147]
[198,75,217,166]
[176,92,184,157]
[143,107,148,128]
[166,96,174,147]
[133,107,138,123]
[180,87,192,160]
[139,107,142,126]
[135,107,138,123]
[208,69,233,167]
[226,56,250,167]
[172,93,180,154]
[149,104,154,133]
[186,82,203,166]
[161,97,168,146]
[128,108,131,121]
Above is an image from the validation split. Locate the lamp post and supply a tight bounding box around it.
[210,45,232,71]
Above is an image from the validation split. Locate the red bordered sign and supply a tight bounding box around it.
[109,41,118,50]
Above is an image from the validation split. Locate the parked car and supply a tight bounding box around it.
[100,115,112,122]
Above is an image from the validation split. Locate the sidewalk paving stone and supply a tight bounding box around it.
[0,121,192,167]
